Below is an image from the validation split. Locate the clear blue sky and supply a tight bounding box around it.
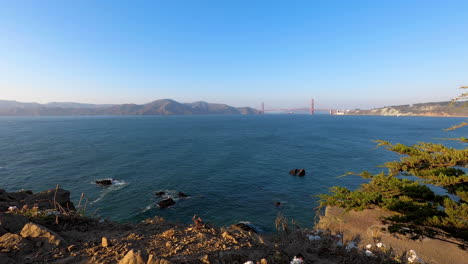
[1,0,467,109]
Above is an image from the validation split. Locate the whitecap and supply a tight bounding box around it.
[90,179,128,204]
[142,203,154,212]
[154,189,181,201]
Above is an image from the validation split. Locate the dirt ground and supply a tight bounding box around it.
[316,206,468,264]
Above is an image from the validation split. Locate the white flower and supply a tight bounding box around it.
[376,242,385,248]
[335,234,342,239]
[244,261,254,264]
[308,235,321,241]
[290,256,304,264]
[365,250,374,257]
[366,244,372,249]
[8,206,18,211]
[345,241,357,251]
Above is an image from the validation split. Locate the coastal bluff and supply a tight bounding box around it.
[1,188,465,263]
[347,101,468,117]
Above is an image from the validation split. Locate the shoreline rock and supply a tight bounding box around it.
[0,188,75,213]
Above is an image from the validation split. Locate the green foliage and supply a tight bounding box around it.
[319,88,468,242]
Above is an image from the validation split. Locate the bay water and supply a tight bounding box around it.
[0,115,465,232]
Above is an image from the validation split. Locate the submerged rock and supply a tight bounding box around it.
[178,192,189,198]
[230,222,258,233]
[158,198,175,208]
[155,191,166,197]
[289,168,305,176]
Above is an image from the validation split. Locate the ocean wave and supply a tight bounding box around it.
[90,179,128,204]
[154,189,183,201]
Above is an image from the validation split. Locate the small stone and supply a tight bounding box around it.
[102,237,110,247]
[200,254,210,264]
[162,229,175,239]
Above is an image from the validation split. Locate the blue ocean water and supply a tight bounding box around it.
[0,115,465,231]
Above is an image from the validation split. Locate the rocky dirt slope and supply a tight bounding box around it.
[0,188,438,264]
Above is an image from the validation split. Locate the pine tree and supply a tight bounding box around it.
[319,87,468,241]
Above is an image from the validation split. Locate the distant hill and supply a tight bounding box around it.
[0,99,260,116]
[347,101,467,117]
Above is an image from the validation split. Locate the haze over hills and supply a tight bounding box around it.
[0,99,260,116]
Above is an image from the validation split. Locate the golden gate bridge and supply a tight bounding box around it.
[260,99,345,115]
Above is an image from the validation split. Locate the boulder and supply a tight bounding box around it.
[96,179,113,186]
[0,233,33,252]
[177,192,189,198]
[157,199,175,208]
[119,249,147,264]
[5,190,32,202]
[289,169,299,176]
[23,188,75,211]
[0,212,29,235]
[20,223,67,247]
[147,255,173,264]
[298,169,306,176]
[155,192,165,197]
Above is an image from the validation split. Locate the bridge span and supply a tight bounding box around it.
[260,99,346,115]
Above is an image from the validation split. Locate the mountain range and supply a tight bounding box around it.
[0,99,260,116]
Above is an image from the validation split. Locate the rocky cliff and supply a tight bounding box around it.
[348,101,467,117]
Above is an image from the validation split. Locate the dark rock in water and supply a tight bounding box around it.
[178,192,189,198]
[298,169,306,176]
[275,202,281,207]
[289,169,299,176]
[289,168,305,176]
[230,222,258,233]
[158,198,175,208]
[155,191,166,197]
[96,179,112,186]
